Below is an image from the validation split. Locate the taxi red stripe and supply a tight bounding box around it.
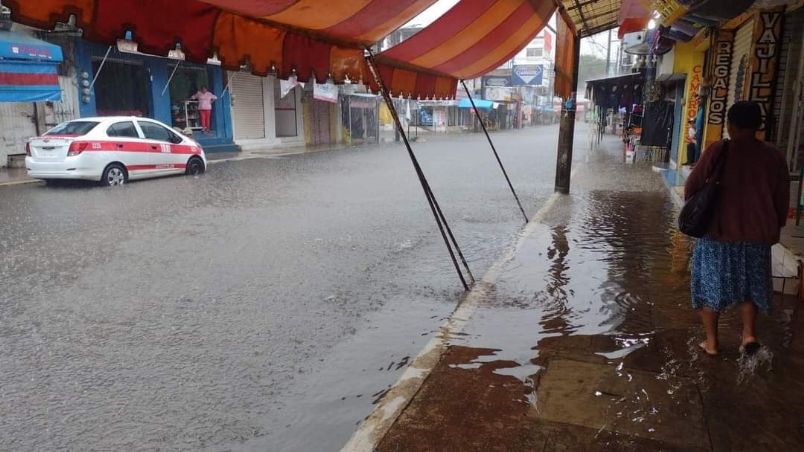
[127,164,187,171]
[76,141,202,154]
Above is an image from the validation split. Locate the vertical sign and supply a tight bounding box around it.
[687,64,703,124]
[748,9,784,139]
[705,31,734,149]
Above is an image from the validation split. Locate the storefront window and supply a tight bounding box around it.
[168,65,209,131]
[275,81,298,137]
[92,60,150,117]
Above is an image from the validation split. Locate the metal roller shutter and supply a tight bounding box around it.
[727,20,754,110]
[773,9,804,151]
[231,73,266,140]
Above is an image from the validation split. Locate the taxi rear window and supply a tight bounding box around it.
[45,121,100,136]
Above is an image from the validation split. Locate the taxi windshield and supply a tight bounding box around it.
[45,121,100,136]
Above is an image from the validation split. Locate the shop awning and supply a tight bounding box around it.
[555,0,623,38]
[7,0,436,83]
[458,98,494,110]
[370,0,556,98]
[375,0,556,97]
[0,31,63,102]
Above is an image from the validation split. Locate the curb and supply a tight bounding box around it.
[340,167,578,452]
[0,179,40,188]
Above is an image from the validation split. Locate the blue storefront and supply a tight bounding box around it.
[74,40,237,152]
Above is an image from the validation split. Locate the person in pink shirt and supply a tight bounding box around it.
[189,86,217,132]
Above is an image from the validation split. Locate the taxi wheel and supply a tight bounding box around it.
[186,157,205,176]
[101,163,127,187]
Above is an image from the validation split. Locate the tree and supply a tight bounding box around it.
[577,54,608,94]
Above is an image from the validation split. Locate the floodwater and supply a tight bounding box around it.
[0,124,582,451]
[378,136,804,451]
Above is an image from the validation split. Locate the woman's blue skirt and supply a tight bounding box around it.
[691,238,773,313]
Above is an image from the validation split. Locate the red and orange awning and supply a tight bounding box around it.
[8,0,561,99]
[7,0,435,83]
[380,0,555,81]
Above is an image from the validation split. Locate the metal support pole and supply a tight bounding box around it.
[364,49,474,290]
[554,36,582,194]
[88,45,112,92]
[220,71,237,98]
[161,61,181,96]
[461,80,529,224]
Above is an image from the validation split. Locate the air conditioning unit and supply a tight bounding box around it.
[622,31,649,55]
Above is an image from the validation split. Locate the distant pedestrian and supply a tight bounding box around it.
[685,101,789,356]
[684,118,697,165]
[190,86,217,133]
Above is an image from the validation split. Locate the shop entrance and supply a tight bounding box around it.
[92,59,150,117]
[168,64,210,132]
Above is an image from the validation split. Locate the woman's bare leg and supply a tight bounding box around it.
[739,301,758,345]
[700,308,720,354]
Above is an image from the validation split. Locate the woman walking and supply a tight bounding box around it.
[685,101,789,356]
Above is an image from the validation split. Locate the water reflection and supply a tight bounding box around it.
[383,176,804,449]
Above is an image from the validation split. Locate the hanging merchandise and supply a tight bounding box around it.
[280,75,300,99]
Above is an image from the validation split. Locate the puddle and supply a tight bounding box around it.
[380,144,804,450]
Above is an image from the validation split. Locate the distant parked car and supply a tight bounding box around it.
[25,117,207,186]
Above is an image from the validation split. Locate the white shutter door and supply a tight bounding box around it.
[231,73,265,140]
[727,21,754,110]
[773,9,803,150]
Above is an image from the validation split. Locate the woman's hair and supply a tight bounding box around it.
[727,101,762,130]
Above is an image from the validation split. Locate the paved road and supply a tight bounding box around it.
[0,123,588,451]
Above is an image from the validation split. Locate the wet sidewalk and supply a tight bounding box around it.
[348,135,804,451]
[0,167,36,187]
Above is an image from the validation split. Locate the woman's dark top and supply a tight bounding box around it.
[684,138,789,244]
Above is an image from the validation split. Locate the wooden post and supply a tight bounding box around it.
[554,36,581,194]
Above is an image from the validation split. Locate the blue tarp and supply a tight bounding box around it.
[0,31,63,102]
[458,98,493,110]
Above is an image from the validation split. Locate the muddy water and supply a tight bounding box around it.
[379,143,804,451]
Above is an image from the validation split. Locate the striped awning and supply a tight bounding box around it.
[380,0,556,80]
[0,31,63,102]
[7,0,436,84]
[374,0,556,98]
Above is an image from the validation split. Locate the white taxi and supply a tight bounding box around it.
[25,117,207,186]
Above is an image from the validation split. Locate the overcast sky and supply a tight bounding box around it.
[406,0,459,27]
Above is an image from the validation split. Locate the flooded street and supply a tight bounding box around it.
[0,124,576,451]
[377,134,804,451]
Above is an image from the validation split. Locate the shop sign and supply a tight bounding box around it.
[482,76,510,87]
[116,39,138,54]
[314,83,339,103]
[687,64,703,124]
[708,32,733,127]
[511,65,543,86]
[748,9,783,135]
[485,86,512,102]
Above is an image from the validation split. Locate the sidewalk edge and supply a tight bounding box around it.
[340,169,577,452]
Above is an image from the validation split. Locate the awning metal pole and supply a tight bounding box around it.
[88,45,113,92]
[365,49,474,290]
[161,61,181,96]
[461,80,529,224]
[221,71,237,98]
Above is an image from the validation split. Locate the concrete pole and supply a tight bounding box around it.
[554,36,582,195]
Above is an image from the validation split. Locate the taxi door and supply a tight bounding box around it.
[105,120,152,177]
[136,120,185,176]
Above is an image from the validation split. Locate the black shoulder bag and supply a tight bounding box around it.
[678,140,729,238]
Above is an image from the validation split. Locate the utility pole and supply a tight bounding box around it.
[554,36,581,194]
[605,28,612,76]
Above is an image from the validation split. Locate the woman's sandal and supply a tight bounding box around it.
[698,341,719,356]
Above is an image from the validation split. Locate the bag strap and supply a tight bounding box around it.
[710,139,729,183]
